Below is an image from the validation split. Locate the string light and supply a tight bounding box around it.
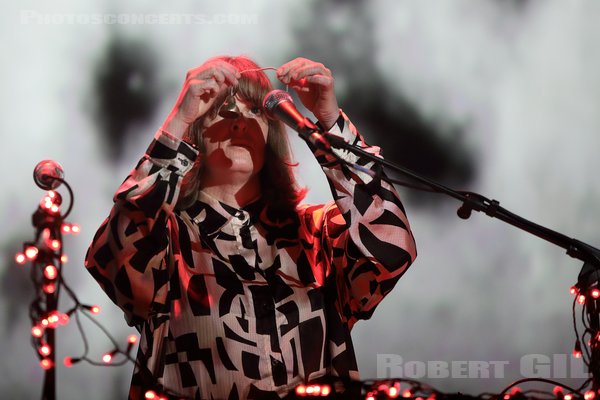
[573,341,583,358]
[102,352,113,364]
[43,283,56,294]
[40,359,53,370]
[25,246,39,260]
[44,265,58,280]
[585,390,596,400]
[60,254,68,263]
[15,253,26,264]
[570,286,578,295]
[39,344,52,357]
[31,325,44,337]
[90,305,101,315]
[578,294,586,305]
[128,335,138,344]
[145,390,157,399]
[592,289,600,299]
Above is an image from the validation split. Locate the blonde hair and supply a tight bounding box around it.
[177,56,306,218]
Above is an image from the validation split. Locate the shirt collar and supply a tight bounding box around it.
[184,190,264,235]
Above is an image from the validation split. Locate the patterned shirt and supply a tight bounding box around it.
[85,111,417,399]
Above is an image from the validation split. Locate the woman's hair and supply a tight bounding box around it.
[177,55,307,218]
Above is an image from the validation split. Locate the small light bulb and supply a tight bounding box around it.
[91,305,101,315]
[43,283,56,294]
[145,390,157,399]
[44,265,58,280]
[102,353,113,363]
[40,359,53,370]
[15,253,26,264]
[128,335,138,344]
[39,344,51,356]
[25,246,39,260]
[31,325,44,337]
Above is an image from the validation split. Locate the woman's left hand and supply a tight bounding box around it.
[277,57,340,130]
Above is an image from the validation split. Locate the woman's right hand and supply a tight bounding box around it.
[161,59,240,138]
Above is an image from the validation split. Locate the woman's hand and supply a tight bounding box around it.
[277,57,340,130]
[162,59,240,138]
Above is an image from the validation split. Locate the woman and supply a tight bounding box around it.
[85,56,417,399]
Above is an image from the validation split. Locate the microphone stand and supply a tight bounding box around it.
[312,130,600,389]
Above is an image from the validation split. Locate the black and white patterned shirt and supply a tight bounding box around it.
[85,111,417,399]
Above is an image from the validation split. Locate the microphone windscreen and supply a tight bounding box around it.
[33,160,64,190]
[262,90,293,118]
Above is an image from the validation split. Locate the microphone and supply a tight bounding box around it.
[262,90,331,150]
[33,160,64,190]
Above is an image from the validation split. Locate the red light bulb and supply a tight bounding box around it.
[592,289,600,299]
[144,390,157,399]
[40,359,53,370]
[128,335,138,344]
[15,253,26,264]
[44,265,58,280]
[25,246,39,260]
[31,325,43,337]
[578,294,586,305]
[102,352,113,363]
[39,344,51,356]
[71,224,81,234]
[90,305,101,315]
[50,240,61,250]
[43,283,56,294]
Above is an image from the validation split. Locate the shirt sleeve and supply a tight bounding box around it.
[84,130,198,326]
[309,110,417,329]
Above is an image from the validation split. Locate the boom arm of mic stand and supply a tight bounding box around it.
[323,132,600,267]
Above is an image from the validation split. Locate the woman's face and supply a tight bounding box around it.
[200,95,269,183]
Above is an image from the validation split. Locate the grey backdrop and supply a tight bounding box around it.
[2,0,599,398]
